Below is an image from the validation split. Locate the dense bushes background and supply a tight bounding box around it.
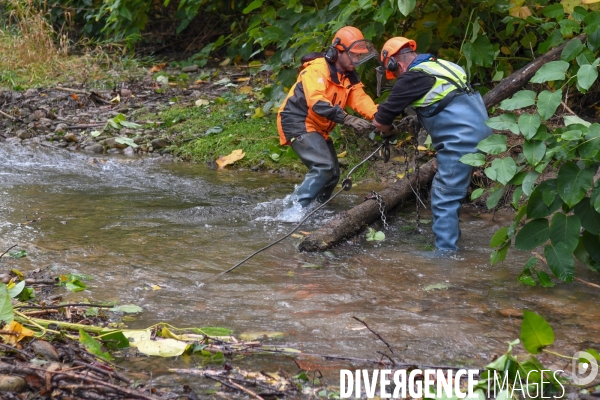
[32,0,600,98]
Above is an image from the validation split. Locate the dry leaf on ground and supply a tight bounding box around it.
[216,149,245,169]
[1,321,35,345]
[149,63,167,73]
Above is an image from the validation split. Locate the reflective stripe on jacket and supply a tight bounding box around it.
[277,57,378,145]
[409,59,469,108]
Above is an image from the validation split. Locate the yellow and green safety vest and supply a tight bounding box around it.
[409,59,472,108]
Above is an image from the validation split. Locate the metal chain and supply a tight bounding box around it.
[369,191,389,230]
[402,139,410,180]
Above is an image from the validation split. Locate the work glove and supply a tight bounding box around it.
[379,125,399,142]
[343,114,373,131]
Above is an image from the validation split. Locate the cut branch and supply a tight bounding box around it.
[0,109,19,121]
[0,244,18,261]
[353,316,395,354]
[55,86,91,95]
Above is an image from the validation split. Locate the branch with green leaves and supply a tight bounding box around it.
[460,25,600,285]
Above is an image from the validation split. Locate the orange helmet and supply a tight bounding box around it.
[333,26,366,51]
[330,26,378,66]
[381,37,417,79]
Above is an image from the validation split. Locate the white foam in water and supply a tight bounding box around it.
[253,191,340,224]
[253,194,310,223]
[253,198,286,221]
[276,202,307,223]
[253,200,279,211]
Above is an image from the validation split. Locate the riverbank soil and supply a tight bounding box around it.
[0,61,442,187]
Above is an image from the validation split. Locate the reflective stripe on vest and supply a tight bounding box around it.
[409,60,469,108]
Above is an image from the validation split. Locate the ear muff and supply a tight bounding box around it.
[382,50,398,72]
[324,38,341,63]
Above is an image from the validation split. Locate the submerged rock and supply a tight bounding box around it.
[84,144,104,153]
[0,375,26,392]
[17,130,32,140]
[64,132,78,143]
[30,340,60,361]
[151,138,170,149]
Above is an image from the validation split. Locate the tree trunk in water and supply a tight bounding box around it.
[298,159,437,252]
[298,35,586,252]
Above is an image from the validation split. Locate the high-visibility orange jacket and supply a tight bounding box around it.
[277,57,378,145]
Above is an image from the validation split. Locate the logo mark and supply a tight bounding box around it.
[572,351,599,385]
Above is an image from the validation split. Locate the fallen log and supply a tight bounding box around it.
[298,34,587,252]
[298,159,437,252]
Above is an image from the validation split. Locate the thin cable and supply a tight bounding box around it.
[203,187,345,284]
[201,141,387,285]
[407,180,427,208]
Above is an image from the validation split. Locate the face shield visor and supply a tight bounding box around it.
[344,40,378,67]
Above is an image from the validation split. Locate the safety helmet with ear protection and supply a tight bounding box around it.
[324,26,378,66]
[381,37,417,79]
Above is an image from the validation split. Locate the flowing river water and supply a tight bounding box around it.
[1,143,599,392]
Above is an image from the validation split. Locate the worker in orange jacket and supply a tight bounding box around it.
[277,26,378,208]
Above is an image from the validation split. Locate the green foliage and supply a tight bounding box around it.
[106,113,141,132]
[58,273,92,292]
[515,219,549,251]
[460,153,485,167]
[79,329,114,361]
[0,284,15,324]
[97,331,130,350]
[463,17,600,284]
[8,250,27,259]
[193,327,234,336]
[499,90,536,110]
[475,313,577,398]
[268,144,300,162]
[365,227,385,241]
[520,310,554,354]
[7,280,35,302]
[42,0,592,102]
[530,61,569,83]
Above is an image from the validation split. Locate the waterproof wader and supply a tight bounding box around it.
[290,132,340,207]
[417,92,491,250]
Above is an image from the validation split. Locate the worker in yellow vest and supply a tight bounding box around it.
[374,37,492,252]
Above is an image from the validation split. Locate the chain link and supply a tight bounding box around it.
[368,191,389,230]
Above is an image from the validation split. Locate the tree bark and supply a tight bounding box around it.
[298,159,437,252]
[298,34,587,252]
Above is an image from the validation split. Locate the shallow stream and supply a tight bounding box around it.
[1,143,598,392]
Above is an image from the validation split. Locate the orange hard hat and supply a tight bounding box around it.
[380,37,417,62]
[380,37,417,79]
[333,26,366,52]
